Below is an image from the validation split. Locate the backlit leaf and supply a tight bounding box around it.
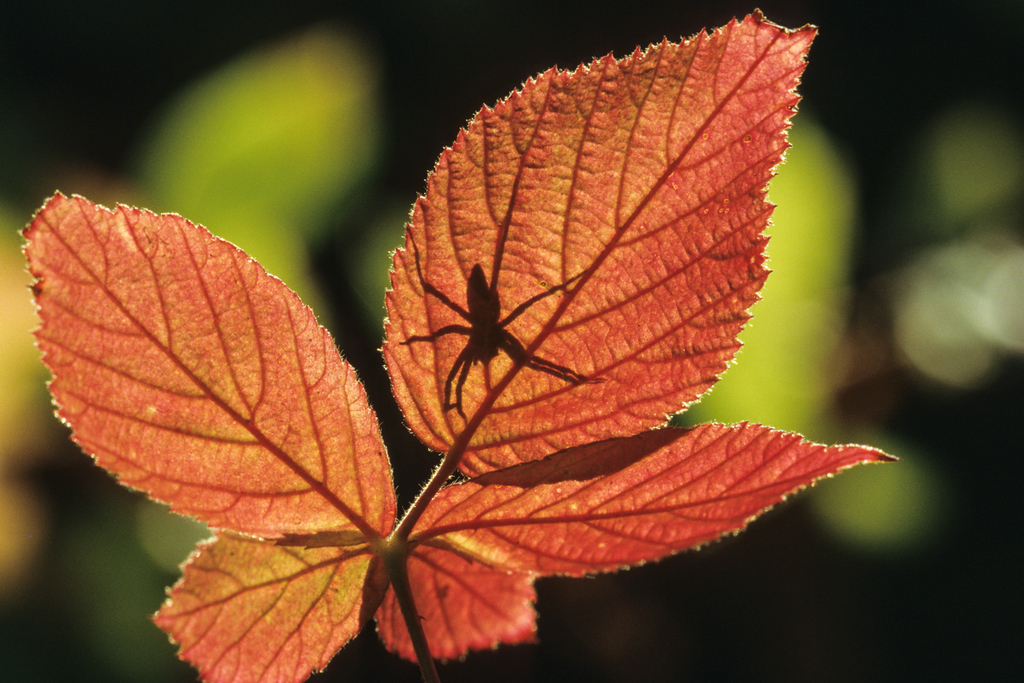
[375,545,537,661]
[415,424,890,576]
[155,536,386,683]
[26,194,394,541]
[385,14,816,474]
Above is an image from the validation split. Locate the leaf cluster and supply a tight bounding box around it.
[23,13,889,683]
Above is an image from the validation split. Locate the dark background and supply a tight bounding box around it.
[1,1,1021,681]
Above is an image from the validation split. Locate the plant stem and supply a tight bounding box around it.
[381,536,441,683]
[384,368,523,679]
[393,414,479,540]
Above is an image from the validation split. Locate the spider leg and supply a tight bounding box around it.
[497,330,591,386]
[500,269,587,327]
[407,237,471,321]
[403,324,478,416]
[402,324,472,345]
[524,353,590,385]
[444,345,476,419]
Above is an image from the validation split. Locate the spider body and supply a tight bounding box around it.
[464,264,502,364]
[402,250,591,418]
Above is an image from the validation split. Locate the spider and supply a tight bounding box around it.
[401,243,593,419]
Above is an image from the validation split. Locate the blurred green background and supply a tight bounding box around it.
[1,1,1021,682]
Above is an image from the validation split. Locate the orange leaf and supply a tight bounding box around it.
[415,424,891,576]
[385,14,816,474]
[375,545,537,661]
[154,535,387,683]
[26,193,395,540]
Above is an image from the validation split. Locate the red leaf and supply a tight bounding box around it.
[375,545,537,661]
[413,424,891,577]
[385,14,816,474]
[154,536,387,683]
[26,193,395,540]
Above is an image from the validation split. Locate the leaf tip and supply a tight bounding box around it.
[748,8,818,35]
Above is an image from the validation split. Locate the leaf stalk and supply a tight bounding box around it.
[379,535,441,683]
[384,403,493,680]
[393,409,483,540]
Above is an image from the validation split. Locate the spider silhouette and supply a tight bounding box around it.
[402,244,592,418]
